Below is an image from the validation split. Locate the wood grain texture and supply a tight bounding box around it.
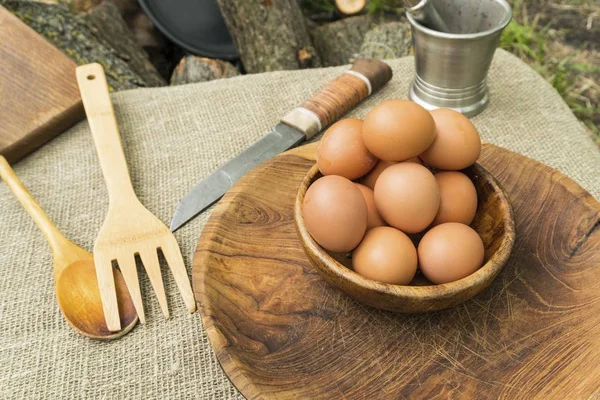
[350,58,394,93]
[309,15,375,67]
[335,0,366,15]
[299,59,392,128]
[300,73,369,128]
[0,156,137,340]
[194,142,600,399]
[170,56,240,86]
[281,59,392,139]
[216,0,321,73]
[84,2,165,87]
[77,64,195,331]
[0,6,84,163]
[294,162,515,313]
[2,1,150,91]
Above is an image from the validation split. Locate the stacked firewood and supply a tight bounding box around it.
[2,0,412,89]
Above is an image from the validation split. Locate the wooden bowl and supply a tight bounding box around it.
[294,163,516,313]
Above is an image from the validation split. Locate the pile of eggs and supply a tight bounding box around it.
[302,99,485,286]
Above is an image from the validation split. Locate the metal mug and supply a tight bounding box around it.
[406,0,512,117]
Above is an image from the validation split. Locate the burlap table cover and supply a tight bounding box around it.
[1,50,598,399]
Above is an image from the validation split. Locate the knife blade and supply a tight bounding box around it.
[170,58,393,231]
[170,123,304,231]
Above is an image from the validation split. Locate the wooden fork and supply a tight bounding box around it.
[76,63,195,332]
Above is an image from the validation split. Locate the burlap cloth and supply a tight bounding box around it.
[1,49,598,399]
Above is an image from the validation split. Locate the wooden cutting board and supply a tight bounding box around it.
[0,6,84,163]
[193,143,600,399]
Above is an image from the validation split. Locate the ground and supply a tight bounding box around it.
[504,0,599,143]
[303,0,600,144]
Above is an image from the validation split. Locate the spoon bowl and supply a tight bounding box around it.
[56,259,137,339]
[0,156,138,340]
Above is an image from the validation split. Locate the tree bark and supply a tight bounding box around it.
[125,9,183,81]
[1,0,147,91]
[216,0,321,73]
[84,2,165,87]
[71,0,101,13]
[358,21,413,60]
[310,15,375,67]
[170,56,240,86]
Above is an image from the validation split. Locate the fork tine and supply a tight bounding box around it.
[161,236,196,313]
[117,253,146,324]
[93,253,122,332]
[139,248,170,319]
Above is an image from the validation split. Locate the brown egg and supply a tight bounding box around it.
[363,99,436,162]
[361,160,394,190]
[353,226,418,284]
[418,222,485,284]
[302,175,367,252]
[360,158,421,190]
[355,184,386,229]
[317,118,378,180]
[405,157,423,165]
[374,163,440,233]
[433,171,478,226]
[420,108,482,170]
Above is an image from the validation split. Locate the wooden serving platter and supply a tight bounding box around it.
[193,143,600,399]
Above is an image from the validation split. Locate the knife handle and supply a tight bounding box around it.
[281,59,392,139]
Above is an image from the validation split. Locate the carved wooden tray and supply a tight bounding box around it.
[193,143,600,399]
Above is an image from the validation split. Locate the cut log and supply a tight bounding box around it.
[84,2,165,87]
[47,0,169,77]
[31,0,101,12]
[216,0,321,73]
[71,0,101,13]
[106,0,139,16]
[310,15,374,67]
[358,21,413,60]
[1,0,146,90]
[126,10,183,81]
[170,56,240,86]
[335,0,366,15]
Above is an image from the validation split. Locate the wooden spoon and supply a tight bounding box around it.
[0,156,138,340]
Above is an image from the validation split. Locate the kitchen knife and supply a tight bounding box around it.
[170,58,393,231]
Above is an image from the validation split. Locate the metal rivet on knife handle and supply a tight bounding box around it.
[281,58,393,139]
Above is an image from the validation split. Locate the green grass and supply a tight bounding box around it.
[499,0,599,141]
[500,20,547,64]
[367,0,404,15]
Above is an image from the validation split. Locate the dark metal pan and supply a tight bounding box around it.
[138,0,239,60]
